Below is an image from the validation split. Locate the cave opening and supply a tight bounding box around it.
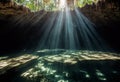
[13,0,98,11]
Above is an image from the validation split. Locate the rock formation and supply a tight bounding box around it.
[0,0,30,16]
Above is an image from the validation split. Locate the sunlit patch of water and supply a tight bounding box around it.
[21,49,120,82]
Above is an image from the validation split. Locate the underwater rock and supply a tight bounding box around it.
[0,54,38,76]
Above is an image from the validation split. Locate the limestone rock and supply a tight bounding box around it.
[0,0,31,16]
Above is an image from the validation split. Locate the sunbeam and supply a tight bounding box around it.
[8,0,110,52]
[73,8,108,50]
[34,1,109,51]
[64,6,76,49]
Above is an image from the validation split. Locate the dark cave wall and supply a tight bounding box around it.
[0,13,47,54]
[0,17,25,53]
[80,0,120,52]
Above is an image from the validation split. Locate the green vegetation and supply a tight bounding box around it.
[13,0,97,11]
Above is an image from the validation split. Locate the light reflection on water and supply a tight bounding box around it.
[20,49,120,82]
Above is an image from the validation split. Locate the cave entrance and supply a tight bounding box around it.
[13,0,97,11]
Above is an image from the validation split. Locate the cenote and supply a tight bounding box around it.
[0,0,120,82]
